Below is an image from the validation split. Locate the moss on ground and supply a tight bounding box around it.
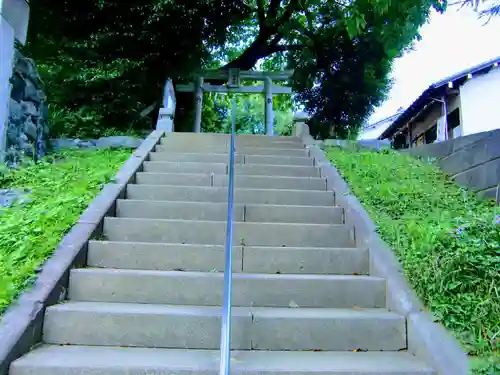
[326,147,499,375]
[0,149,130,315]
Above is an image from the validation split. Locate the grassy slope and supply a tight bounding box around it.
[326,146,499,375]
[0,149,130,315]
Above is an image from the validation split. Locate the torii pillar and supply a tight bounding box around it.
[264,76,274,136]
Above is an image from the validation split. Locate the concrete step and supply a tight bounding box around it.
[103,217,354,247]
[87,242,369,275]
[43,302,406,351]
[116,200,344,224]
[149,152,237,164]
[143,161,227,174]
[149,152,313,166]
[160,133,298,142]
[155,144,308,157]
[10,345,437,375]
[126,185,334,206]
[155,144,229,154]
[87,242,242,272]
[235,164,319,177]
[69,269,385,308]
[235,141,303,149]
[143,161,319,178]
[160,136,304,149]
[242,246,369,275]
[244,154,313,166]
[136,172,327,190]
[136,172,213,186]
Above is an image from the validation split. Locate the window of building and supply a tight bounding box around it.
[424,124,437,144]
[392,132,409,149]
[447,108,461,139]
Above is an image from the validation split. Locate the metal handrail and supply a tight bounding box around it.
[219,99,236,375]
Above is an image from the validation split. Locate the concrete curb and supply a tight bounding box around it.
[0,130,164,375]
[295,123,468,375]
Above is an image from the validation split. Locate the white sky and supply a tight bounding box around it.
[369,5,500,123]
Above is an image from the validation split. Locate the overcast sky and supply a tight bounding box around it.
[369,5,500,123]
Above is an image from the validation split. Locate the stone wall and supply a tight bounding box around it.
[4,49,49,166]
[402,129,500,201]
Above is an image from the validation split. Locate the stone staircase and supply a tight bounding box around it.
[9,133,436,374]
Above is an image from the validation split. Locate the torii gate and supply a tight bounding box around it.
[176,69,293,136]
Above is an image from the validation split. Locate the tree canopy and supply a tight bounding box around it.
[26,0,446,139]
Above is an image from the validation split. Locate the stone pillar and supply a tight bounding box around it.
[0,0,30,161]
[156,79,176,132]
[194,76,203,133]
[156,108,174,132]
[0,18,15,159]
[293,112,315,145]
[264,76,274,136]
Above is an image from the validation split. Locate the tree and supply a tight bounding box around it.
[26,0,250,136]
[26,0,446,138]
[453,0,500,19]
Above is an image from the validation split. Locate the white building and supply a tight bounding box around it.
[378,56,500,148]
[0,0,29,156]
[358,108,404,140]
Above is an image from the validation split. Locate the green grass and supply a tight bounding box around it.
[0,149,130,315]
[326,146,499,375]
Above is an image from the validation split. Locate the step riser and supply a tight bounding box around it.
[136,173,327,191]
[250,313,406,351]
[149,152,313,166]
[143,162,320,178]
[69,270,385,308]
[88,242,243,273]
[117,200,344,224]
[126,185,334,206]
[43,308,405,350]
[149,152,239,164]
[143,162,227,175]
[136,172,213,187]
[155,144,308,157]
[237,165,319,177]
[43,307,251,350]
[242,246,369,275]
[103,218,354,248]
[246,155,313,166]
[88,242,369,275]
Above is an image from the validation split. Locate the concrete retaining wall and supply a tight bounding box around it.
[402,129,500,201]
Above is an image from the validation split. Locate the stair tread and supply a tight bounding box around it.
[48,301,400,319]
[89,240,361,251]
[105,216,343,226]
[137,171,325,180]
[11,345,436,374]
[130,183,331,192]
[149,151,312,158]
[145,160,315,167]
[117,198,340,209]
[72,268,378,280]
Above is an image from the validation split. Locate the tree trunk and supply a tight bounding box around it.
[222,35,273,70]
